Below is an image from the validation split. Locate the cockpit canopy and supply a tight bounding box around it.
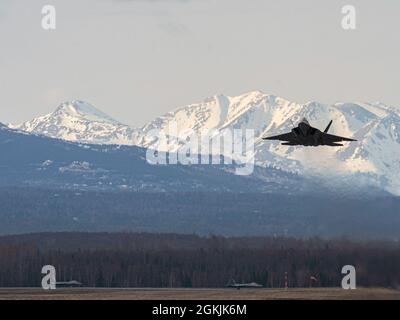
[300,118,310,125]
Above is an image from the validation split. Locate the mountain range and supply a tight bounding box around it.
[9,91,400,195]
[0,122,312,194]
[1,93,400,237]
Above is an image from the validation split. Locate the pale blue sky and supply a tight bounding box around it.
[0,0,399,126]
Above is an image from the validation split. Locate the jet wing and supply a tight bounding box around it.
[262,132,295,142]
[322,133,357,143]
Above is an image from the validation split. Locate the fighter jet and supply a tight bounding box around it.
[226,279,263,290]
[262,118,357,146]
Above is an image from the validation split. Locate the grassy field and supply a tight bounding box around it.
[0,287,399,300]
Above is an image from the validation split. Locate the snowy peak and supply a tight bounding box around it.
[139,90,290,138]
[52,100,119,124]
[12,101,139,145]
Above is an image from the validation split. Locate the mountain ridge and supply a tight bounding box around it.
[8,91,400,195]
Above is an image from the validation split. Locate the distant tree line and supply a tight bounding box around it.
[0,232,400,288]
[1,187,400,238]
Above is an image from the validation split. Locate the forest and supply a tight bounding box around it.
[1,187,400,237]
[0,232,399,288]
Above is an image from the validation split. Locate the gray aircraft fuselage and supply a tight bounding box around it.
[262,118,356,147]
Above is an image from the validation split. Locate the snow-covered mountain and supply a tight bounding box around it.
[2,123,399,237]
[0,123,316,194]
[11,101,139,145]
[10,91,400,195]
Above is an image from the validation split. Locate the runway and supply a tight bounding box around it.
[0,287,399,300]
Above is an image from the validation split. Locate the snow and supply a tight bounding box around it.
[13,101,139,145]
[9,91,400,195]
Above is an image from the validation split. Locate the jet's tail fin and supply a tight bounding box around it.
[324,120,333,133]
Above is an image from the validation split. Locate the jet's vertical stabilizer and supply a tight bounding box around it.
[324,120,333,133]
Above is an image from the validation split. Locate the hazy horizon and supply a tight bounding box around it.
[1,0,399,126]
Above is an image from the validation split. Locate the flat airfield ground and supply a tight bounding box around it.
[0,287,399,300]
